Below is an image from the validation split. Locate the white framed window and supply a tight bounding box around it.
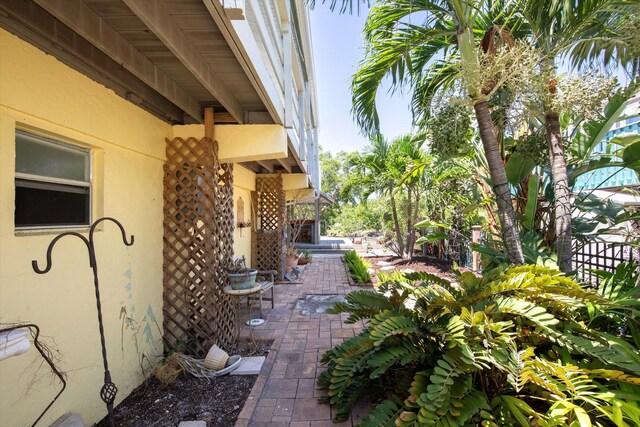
[15,130,91,229]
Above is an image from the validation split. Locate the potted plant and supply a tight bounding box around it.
[226,257,257,290]
[297,250,312,266]
[285,246,299,273]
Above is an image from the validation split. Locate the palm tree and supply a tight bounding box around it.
[521,0,639,272]
[349,0,525,264]
[351,134,426,258]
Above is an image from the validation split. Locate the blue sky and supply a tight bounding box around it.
[309,6,414,154]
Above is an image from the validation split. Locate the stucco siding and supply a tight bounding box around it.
[0,29,167,426]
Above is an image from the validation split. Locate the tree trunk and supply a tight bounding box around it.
[412,189,421,256]
[405,186,413,258]
[390,190,404,257]
[474,101,524,264]
[545,111,572,272]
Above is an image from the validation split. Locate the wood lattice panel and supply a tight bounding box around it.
[163,136,236,356]
[252,175,286,279]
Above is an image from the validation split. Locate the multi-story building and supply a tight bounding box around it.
[0,1,320,425]
[574,94,640,191]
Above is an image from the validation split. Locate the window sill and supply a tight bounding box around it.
[15,225,92,237]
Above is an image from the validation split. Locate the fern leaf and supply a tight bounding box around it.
[558,332,640,374]
[499,395,544,427]
[368,310,419,346]
[403,271,452,287]
[495,297,560,328]
[587,369,640,385]
[320,334,374,364]
[368,344,423,379]
[326,290,393,322]
[450,389,490,424]
[358,399,404,427]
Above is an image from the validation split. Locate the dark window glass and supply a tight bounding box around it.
[15,131,91,229]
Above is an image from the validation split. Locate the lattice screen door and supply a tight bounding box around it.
[252,175,286,279]
[162,136,235,356]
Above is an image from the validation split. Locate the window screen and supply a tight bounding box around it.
[15,130,91,228]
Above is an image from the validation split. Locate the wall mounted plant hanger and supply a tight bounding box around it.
[32,217,134,427]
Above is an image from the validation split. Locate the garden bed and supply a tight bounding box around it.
[367,255,459,281]
[96,339,272,427]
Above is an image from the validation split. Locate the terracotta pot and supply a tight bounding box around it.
[297,257,311,266]
[285,255,299,273]
[203,345,229,371]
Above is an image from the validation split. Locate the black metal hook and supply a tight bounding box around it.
[32,232,93,273]
[30,217,134,427]
[89,217,135,247]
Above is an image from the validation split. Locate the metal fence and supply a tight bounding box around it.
[439,230,474,269]
[572,241,638,287]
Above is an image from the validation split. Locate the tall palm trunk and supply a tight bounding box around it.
[405,186,413,258]
[410,189,420,257]
[474,101,525,264]
[545,111,572,272]
[456,25,524,264]
[390,188,404,257]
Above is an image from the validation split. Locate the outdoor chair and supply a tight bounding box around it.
[249,270,277,312]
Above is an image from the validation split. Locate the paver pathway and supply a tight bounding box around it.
[235,255,369,427]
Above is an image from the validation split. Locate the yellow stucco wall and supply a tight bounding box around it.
[0,29,167,426]
[286,188,316,202]
[172,123,288,162]
[233,165,257,266]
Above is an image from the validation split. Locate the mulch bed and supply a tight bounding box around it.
[96,339,272,427]
[366,255,458,281]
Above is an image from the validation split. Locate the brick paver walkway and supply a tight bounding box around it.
[235,255,368,427]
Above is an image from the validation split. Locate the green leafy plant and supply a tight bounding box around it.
[471,230,558,274]
[376,269,407,285]
[586,262,640,348]
[319,265,640,426]
[343,250,373,283]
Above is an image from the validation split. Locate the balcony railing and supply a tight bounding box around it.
[225,0,320,188]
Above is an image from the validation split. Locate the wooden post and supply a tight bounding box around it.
[205,107,214,140]
[314,195,321,244]
[471,225,482,271]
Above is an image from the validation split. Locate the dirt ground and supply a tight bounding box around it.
[366,255,458,281]
[96,340,272,427]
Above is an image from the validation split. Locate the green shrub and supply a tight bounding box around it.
[319,265,640,426]
[588,262,640,348]
[343,250,372,283]
[376,269,406,285]
[343,250,359,264]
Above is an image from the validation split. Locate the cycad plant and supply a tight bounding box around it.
[319,266,640,426]
[344,250,373,283]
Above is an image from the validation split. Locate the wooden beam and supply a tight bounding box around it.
[276,158,292,173]
[256,160,274,173]
[33,0,202,122]
[0,0,185,123]
[205,107,214,140]
[214,111,238,124]
[122,0,245,124]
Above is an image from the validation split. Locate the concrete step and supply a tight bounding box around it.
[304,248,353,254]
[294,237,355,255]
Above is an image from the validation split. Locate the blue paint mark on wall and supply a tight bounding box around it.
[146,305,157,324]
[143,324,153,345]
